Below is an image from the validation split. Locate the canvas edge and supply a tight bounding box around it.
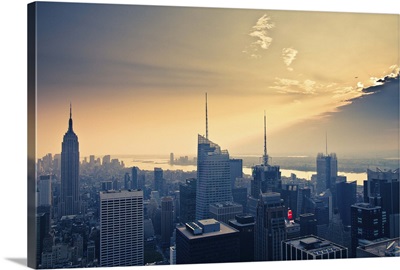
[27,2,37,269]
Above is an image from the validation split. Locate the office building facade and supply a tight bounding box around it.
[316,153,337,195]
[179,178,197,224]
[254,192,287,261]
[196,135,232,220]
[100,190,144,267]
[282,235,348,260]
[175,219,240,264]
[350,202,386,258]
[228,214,255,262]
[161,196,174,248]
[209,201,243,224]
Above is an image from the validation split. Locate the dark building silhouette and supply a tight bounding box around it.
[248,113,281,216]
[229,158,243,188]
[179,178,197,224]
[124,172,131,190]
[154,167,165,196]
[232,187,248,213]
[299,213,317,237]
[175,219,240,264]
[325,210,352,255]
[161,196,174,248]
[281,184,299,219]
[356,237,400,258]
[285,220,301,240]
[209,201,243,224]
[254,192,286,261]
[131,166,139,190]
[350,202,387,258]
[60,105,80,216]
[298,187,311,216]
[228,214,255,262]
[282,235,348,260]
[364,168,399,238]
[36,212,50,268]
[336,180,357,227]
[316,152,337,195]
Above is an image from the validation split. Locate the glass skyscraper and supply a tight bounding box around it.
[196,135,232,220]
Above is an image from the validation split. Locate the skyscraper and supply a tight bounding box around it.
[60,105,80,216]
[209,201,243,224]
[196,135,231,220]
[229,158,243,188]
[175,219,240,264]
[316,152,338,195]
[161,196,174,248]
[131,166,139,190]
[364,168,399,238]
[254,192,287,261]
[154,167,165,196]
[228,214,255,262]
[281,235,348,260]
[179,178,197,224]
[100,190,144,266]
[38,175,52,207]
[124,172,131,190]
[281,184,299,219]
[196,94,232,220]
[248,113,281,216]
[336,180,357,227]
[350,202,386,258]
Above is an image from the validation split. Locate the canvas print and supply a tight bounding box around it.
[27,1,400,269]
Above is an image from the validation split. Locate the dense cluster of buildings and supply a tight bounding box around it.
[33,101,399,269]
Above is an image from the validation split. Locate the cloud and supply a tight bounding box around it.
[270,78,317,94]
[282,48,298,70]
[244,14,275,58]
[368,65,400,86]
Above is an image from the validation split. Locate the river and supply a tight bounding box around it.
[116,156,367,185]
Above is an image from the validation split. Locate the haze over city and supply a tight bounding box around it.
[35,3,399,159]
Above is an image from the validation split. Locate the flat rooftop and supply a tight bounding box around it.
[284,235,346,255]
[359,238,400,257]
[177,219,238,240]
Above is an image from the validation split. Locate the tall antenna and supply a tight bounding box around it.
[263,111,269,165]
[325,131,328,155]
[205,93,208,140]
[70,102,72,119]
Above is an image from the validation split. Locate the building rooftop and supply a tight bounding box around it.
[209,201,242,208]
[352,202,381,210]
[358,238,400,257]
[178,219,238,240]
[284,235,346,255]
[100,189,142,199]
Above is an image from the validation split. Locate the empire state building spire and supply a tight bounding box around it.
[68,103,73,132]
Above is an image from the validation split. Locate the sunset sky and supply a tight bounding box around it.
[35,2,399,158]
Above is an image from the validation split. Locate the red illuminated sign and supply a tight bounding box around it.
[288,209,293,220]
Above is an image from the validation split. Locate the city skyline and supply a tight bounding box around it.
[35,3,399,159]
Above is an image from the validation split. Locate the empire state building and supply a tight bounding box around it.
[60,105,80,216]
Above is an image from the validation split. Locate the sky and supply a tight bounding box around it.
[35,2,399,159]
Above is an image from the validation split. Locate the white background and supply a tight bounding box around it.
[0,0,398,269]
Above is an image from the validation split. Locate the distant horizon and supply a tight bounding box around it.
[39,151,400,161]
